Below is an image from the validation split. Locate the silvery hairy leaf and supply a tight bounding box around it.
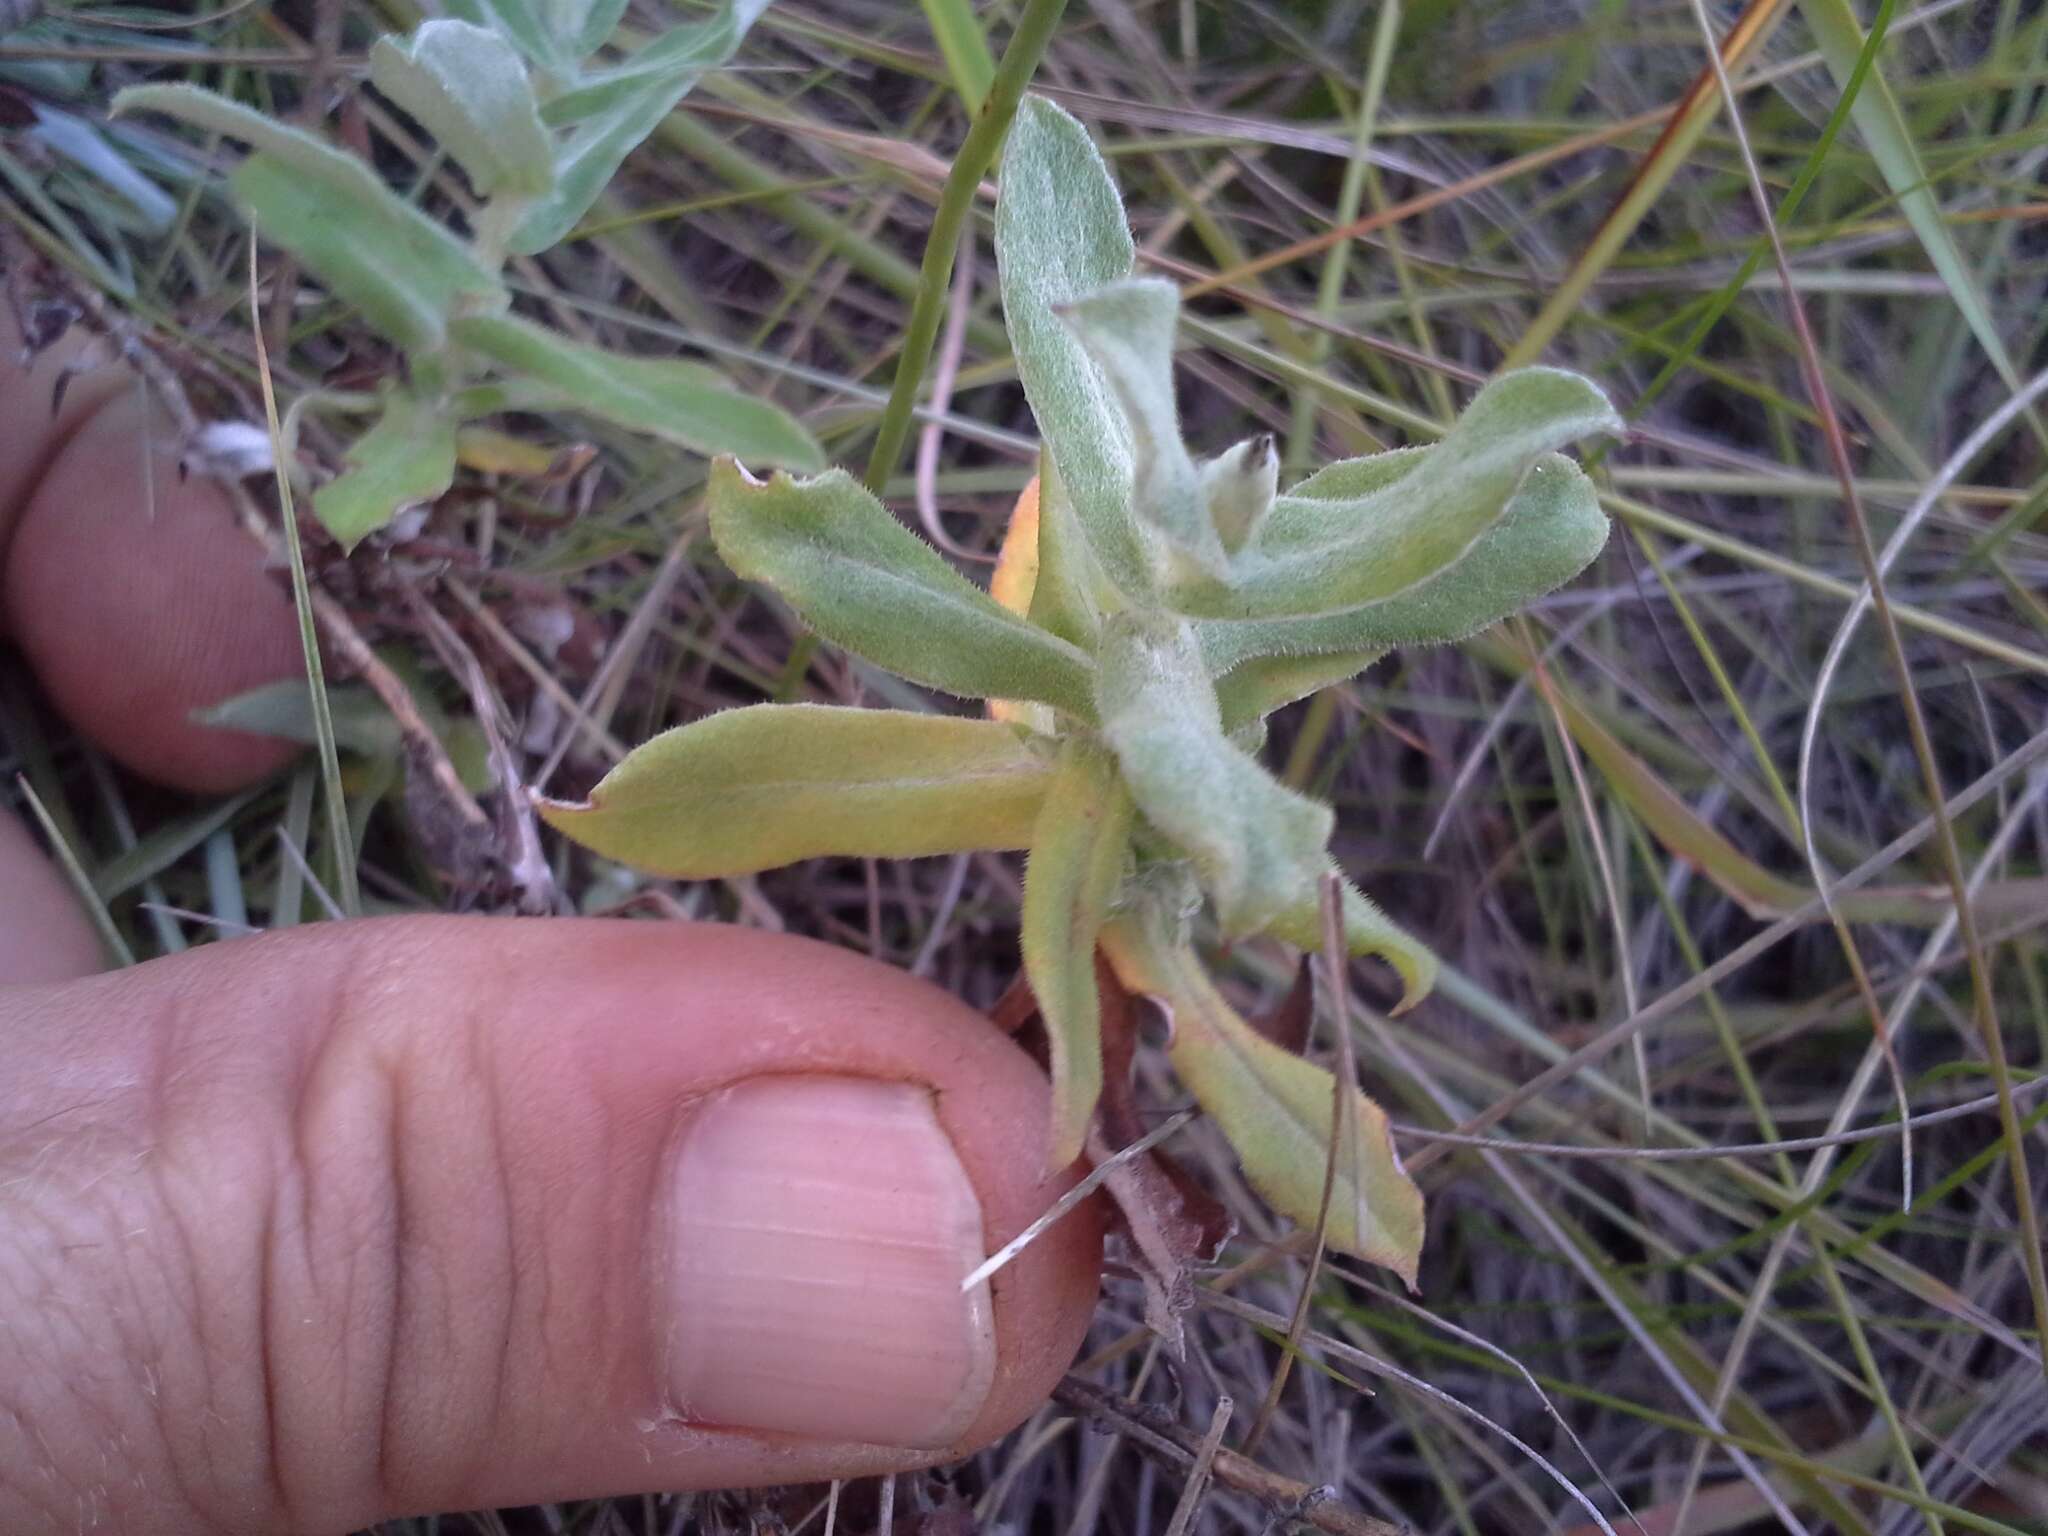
[707,460,1099,720]
[370,21,553,199]
[1179,367,1620,620]
[1095,610,1332,938]
[1195,450,1611,673]
[996,96,1158,600]
[112,84,506,351]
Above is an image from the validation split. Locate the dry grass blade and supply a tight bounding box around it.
[246,233,358,919]
[958,1109,1196,1295]
[1052,1377,1405,1536]
[1160,1395,1232,1536]
[1409,723,2048,1171]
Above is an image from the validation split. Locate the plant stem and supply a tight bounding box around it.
[862,0,1071,495]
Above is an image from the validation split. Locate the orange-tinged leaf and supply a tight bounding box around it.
[988,475,1055,731]
[990,474,1042,617]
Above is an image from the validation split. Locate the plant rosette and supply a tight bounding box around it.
[537,97,1623,1290]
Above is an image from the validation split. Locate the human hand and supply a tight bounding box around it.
[0,309,1103,1534]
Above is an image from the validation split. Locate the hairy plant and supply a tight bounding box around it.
[537,98,1621,1283]
[112,0,822,547]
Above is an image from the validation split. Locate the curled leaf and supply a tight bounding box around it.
[1184,368,1620,620]
[1196,452,1611,674]
[1264,875,1439,1015]
[708,459,1099,720]
[1056,278,1219,576]
[1213,646,1383,734]
[536,704,1053,876]
[1201,432,1278,553]
[1021,741,1132,1167]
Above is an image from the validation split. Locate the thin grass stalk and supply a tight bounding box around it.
[863,0,1071,494]
[246,235,359,918]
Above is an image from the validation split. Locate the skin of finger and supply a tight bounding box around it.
[0,812,103,983]
[0,916,1104,1533]
[2,385,305,795]
[0,309,130,556]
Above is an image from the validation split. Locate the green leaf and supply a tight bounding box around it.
[1263,877,1439,1015]
[195,679,399,757]
[370,21,553,199]
[450,311,823,469]
[996,96,1157,599]
[310,386,458,549]
[708,459,1100,719]
[511,3,765,253]
[1196,452,1611,674]
[441,0,570,70]
[1102,921,1424,1286]
[1802,0,2033,401]
[536,704,1053,876]
[1096,611,1332,938]
[919,0,996,110]
[1056,278,1219,574]
[1201,433,1278,553]
[568,0,636,58]
[1021,741,1132,1167]
[1025,450,1115,651]
[113,84,506,350]
[1185,368,1620,619]
[1213,647,1382,734]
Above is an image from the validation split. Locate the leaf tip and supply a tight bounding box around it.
[710,453,764,487]
[529,788,591,834]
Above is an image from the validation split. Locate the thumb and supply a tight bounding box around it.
[0,916,1102,1534]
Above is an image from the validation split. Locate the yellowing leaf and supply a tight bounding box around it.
[987,475,1056,732]
[536,704,1053,876]
[1102,920,1424,1286]
[989,473,1042,618]
[1021,740,1132,1167]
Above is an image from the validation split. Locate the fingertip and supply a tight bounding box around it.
[3,916,1105,1528]
[3,388,304,794]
